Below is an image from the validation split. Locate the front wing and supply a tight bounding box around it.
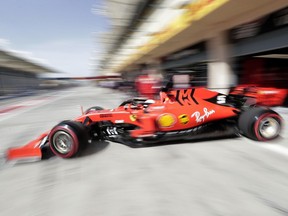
[6,131,50,163]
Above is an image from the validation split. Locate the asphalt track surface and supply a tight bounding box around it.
[0,85,288,216]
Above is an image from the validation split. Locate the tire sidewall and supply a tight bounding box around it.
[49,124,80,158]
[254,113,281,141]
[49,121,88,158]
[238,107,282,141]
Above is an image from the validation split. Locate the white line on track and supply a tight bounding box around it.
[258,144,288,157]
[0,91,74,122]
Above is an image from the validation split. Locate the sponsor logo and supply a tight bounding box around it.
[100,114,113,118]
[191,108,215,123]
[157,113,176,128]
[178,114,189,124]
[115,120,124,123]
[129,114,137,122]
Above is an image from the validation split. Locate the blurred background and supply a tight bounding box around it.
[1,1,288,216]
[0,0,288,105]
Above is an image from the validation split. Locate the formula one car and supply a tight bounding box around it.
[6,87,282,162]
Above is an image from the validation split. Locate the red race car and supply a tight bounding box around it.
[6,87,283,162]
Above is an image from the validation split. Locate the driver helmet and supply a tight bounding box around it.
[143,99,155,108]
[144,99,155,104]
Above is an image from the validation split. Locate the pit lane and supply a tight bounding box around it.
[0,85,288,216]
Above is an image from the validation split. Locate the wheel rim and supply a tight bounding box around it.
[259,117,280,139]
[52,131,74,154]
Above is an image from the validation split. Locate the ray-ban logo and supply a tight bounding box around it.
[191,108,215,123]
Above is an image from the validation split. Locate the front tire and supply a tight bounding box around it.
[238,107,282,141]
[49,121,88,158]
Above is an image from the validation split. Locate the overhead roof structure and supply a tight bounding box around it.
[0,49,57,74]
[97,0,161,72]
[97,0,288,73]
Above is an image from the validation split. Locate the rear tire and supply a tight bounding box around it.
[238,107,282,141]
[49,121,88,158]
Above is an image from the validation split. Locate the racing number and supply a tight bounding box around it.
[175,89,198,106]
[217,95,226,104]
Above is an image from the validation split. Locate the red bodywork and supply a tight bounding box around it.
[230,85,287,107]
[6,88,240,162]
